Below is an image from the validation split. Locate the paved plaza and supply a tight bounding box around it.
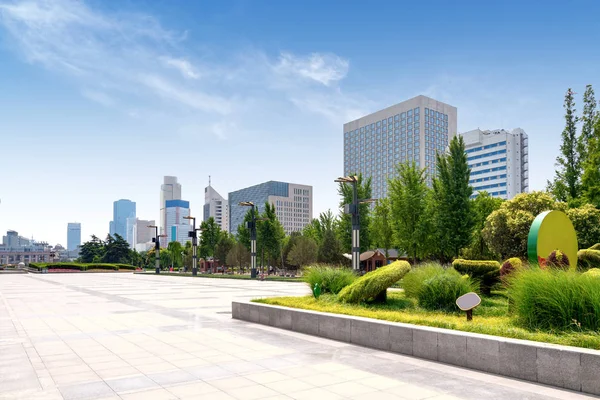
[0,273,595,400]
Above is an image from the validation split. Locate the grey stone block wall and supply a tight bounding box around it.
[231,301,600,396]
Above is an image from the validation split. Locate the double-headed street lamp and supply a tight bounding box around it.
[238,202,257,278]
[335,176,376,272]
[147,225,166,274]
[183,215,203,276]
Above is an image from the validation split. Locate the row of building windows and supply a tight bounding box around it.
[344,108,449,138]
[467,149,507,162]
[472,182,507,191]
[465,141,507,154]
[470,157,507,168]
[470,165,507,176]
[470,174,507,184]
[470,190,507,199]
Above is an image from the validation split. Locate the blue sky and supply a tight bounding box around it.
[0,0,599,246]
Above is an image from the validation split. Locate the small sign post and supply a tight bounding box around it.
[456,292,481,322]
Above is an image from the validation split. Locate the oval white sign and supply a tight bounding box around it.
[456,292,481,311]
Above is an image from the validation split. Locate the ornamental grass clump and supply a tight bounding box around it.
[401,263,444,299]
[452,259,501,295]
[577,249,600,272]
[508,269,600,331]
[302,265,356,295]
[547,250,570,270]
[338,261,410,303]
[417,269,477,312]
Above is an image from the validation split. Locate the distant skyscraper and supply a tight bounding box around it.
[67,223,81,251]
[228,181,312,235]
[461,128,529,200]
[165,200,191,245]
[343,95,457,198]
[204,177,229,232]
[109,199,136,239]
[160,176,182,236]
[128,218,156,249]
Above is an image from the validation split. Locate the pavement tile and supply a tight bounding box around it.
[264,378,314,394]
[105,375,159,394]
[59,381,116,400]
[120,388,178,400]
[166,381,221,397]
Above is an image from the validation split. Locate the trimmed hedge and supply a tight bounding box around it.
[338,261,411,303]
[452,259,501,295]
[28,263,135,271]
[547,250,570,270]
[583,268,600,278]
[589,243,600,251]
[578,249,600,272]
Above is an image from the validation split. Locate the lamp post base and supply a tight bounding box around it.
[155,267,160,274]
[251,268,257,279]
[192,268,197,276]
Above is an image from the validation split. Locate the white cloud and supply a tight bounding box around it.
[81,89,115,106]
[160,56,200,79]
[274,52,349,86]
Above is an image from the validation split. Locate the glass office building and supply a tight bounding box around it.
[67,223,81,251]
[343,95,457,199]
[228,181,312,235]
[109,199,136,239]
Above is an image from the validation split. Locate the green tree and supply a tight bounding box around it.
[282,232,302,268]
[371,198,393,257]
[582,116,600,207]
[318,227,343,264]
[166,241,184,269]
[432,135,474,259]
[103,234,131,263]
[482,191,565,259]
[548,88,581,202]
[226,242,250,273]
[389,162,431,263]
[78,235,105,263]
[236,209,253,250]
[182,241,193,270]
[567,204,600,249]
[257,202,285,267]
[337,174,372,253]
[159,248,171,269]
[199,217,221,259]
[287,236,318,268]
[579,84,597,165]
[461,192,503,260]
[215,232,235,267]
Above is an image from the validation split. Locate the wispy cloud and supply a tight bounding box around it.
[0,0,360,137]
[160,56,201,79]
[274,52,349,86]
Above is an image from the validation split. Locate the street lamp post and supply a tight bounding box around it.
[335,176,375,272]
[147,225,163,274]
[184,216,199,276]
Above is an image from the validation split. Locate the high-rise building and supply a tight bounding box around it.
[109,199,136,239]
[67,223,81,251]
[129,218,156,249]
[344,95,457,198]
[204,178,229,232]
[1,230,29,249]
[228,181,312,235]
[461,128,529,199]
[165,200,191,245]
[160,176,182,236]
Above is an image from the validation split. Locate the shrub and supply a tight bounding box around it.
[547,250,570,270]
[115,264,136,270]
[590,243,600,251]
[508,269,600,331]
[577,250,600,272]
[29,263,87,271]
[452,259,501,295]
[401,263,446,299]
[417,269,477,312]
[86,263,119,271]
[302,265,356,295]
[583,268,600,278]
[500,257,522,279]
[338,261,411,303]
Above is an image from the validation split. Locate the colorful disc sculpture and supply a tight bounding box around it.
[527,210,578,269]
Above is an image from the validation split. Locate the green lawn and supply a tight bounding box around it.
[255,291,600,350]
[137,271,303,282]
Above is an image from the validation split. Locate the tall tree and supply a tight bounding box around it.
[103,234,130,263]
[461,192,503,260]
[549,88,581,202]
[257,202,285,267]
[318,227,343,264]
[215,232,235,267]
[236,209,253,250]
[579,85,597,164]
[199,217,221,258]
[166,241,184,269]
[337,174,372,253]
[226,242,250,274]
[78,235,104,263]
[370,198,393,257]
[432,136,474,259]
[287,236,318,268]
[389,162,431,263]
[582,118,600,207]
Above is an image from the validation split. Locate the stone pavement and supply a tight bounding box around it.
[0,274,595,400]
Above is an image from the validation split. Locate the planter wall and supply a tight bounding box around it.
[232,301,600,396]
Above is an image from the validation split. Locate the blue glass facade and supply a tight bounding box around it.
[166,199,190,208]
[228,181,290,233]
[110,199,136,239]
